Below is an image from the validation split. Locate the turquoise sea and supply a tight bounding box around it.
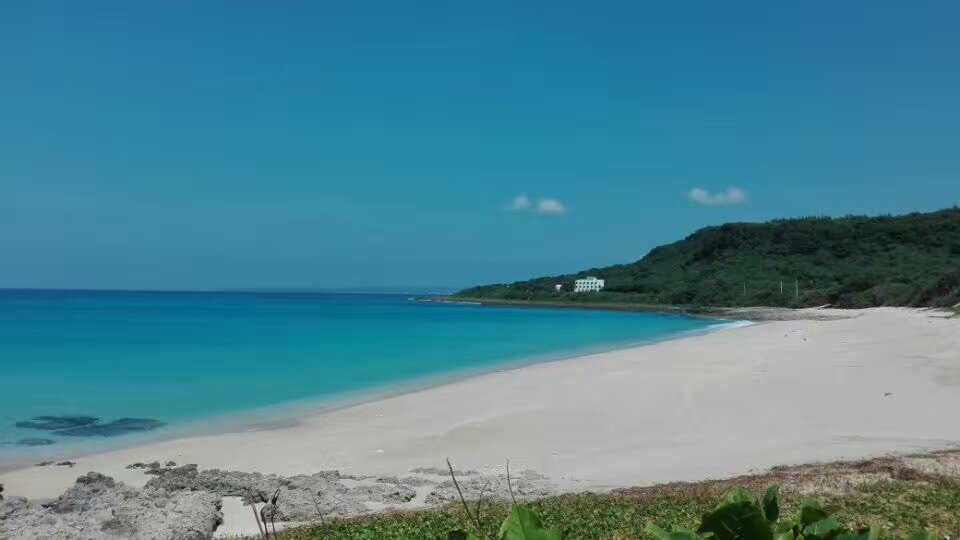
[0,290,727,467]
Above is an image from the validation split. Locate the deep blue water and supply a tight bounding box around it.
[0,290,723,464]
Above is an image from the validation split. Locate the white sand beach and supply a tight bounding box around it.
[3,307,959,504]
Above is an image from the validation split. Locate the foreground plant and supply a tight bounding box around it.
[446,458,562,540]
[651,485,938,540]
[246,488,281,539]
[447,481,940,540]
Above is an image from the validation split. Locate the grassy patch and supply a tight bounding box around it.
[272,477,960,539]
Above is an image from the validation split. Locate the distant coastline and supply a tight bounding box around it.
[431,295,701,314]
[431,296,855,322]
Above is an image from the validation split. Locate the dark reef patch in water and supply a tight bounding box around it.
[15,415,99,431]
[13,415,165,438]
[56,418,166,437]
[17,438,56,446]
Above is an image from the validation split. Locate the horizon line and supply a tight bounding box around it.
[0,287,456,296]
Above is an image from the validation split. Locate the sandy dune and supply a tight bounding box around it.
[3,307,959,501]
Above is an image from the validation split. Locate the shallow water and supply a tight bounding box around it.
[0,290,722,465]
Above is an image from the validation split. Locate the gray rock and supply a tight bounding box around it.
[424,469,552,506]
[347,483,416,504]
[410,466,478,476]
[0,464,554,537]
[143,465,419,520]
[0,472,222,540]
[398,475,439,487]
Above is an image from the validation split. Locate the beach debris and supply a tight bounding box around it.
[56,461,76,467]
[34,460,55,467]
[16,437,55,446]
[15,415,98,431]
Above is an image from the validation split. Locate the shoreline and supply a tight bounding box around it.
[0,313,742,475]
[3,307,959,537]
[431,296,875,321]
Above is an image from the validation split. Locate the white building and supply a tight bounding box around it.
[573,276,605,293]
[554,283,563,292]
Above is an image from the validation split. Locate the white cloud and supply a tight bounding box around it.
[505,194,531,211]
[536,198,566,215]
[503,195,565,215]
[686,187,748,206]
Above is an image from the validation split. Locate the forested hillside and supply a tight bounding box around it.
[456,208,960,309]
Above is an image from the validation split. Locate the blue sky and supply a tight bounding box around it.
[2,1,959,291]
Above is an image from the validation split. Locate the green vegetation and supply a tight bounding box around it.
[456,208,960,309]
[273,468,960,539]
[445,484,928,540]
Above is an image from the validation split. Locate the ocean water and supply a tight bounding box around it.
[0,290,725,466]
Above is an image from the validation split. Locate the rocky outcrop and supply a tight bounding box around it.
[424,469,552,506]
[144,464,416,520]
[1,464,555,538]
[0,472,222,540]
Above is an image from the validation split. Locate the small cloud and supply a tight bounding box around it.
[536,198,566,215]
[686,187,748,206]
[504,194,531,211]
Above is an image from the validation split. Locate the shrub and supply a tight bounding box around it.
[448,485,937,540]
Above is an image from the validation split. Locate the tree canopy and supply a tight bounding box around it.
[456,207,960,309]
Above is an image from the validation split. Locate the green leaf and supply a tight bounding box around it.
[448,531,484,540]
[647,524,674,540]
[835,525,881,540]
[903,531,936,540]
[698,500,773,540]
[667,531,709,540]
[647,524,708,540]
[763,486,781,523]
[775,520,798,536]
[798,499,829,527]
[716,489,758,509]
[498,507,564,540]
[775,531,795,540]
[802,516,841,540]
